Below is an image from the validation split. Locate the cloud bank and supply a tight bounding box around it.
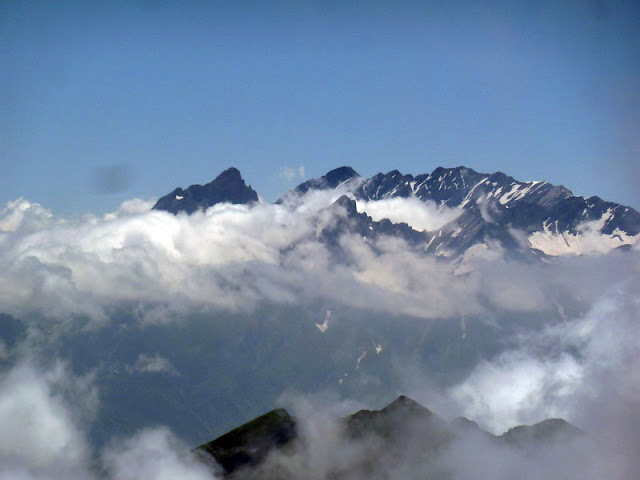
[448,279,640,476]
[1,195,635,327]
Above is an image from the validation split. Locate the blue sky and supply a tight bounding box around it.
[2,0,639,214]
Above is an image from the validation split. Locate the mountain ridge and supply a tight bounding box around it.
[295,165,640,257]
[153,165,639,257]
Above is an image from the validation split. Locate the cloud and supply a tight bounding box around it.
[0,361,93,479]
[355,196,462,232]
[528,215,639,256]
[449,278,640,462]
[0,195,637,327]
[450,351,583,433]
[0,198,53,234]
[0,262,640,480]
[103,428,215,480]
[0,356,219,480]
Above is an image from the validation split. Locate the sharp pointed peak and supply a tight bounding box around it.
[153,166,258,214]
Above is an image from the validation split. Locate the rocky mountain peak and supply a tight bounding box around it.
[153,167,258,214]
[324,166,360,185]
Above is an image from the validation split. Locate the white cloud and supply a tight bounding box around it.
[0,191,637,479]
[0,199,54,234]
[0,362,92,478]
[528,213,639,256]
[0,195,637,328]
[103,428,216,480]
[356,197,461,232]
[450,280,640,441]
[450,351,583,433]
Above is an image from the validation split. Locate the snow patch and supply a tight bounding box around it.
[528,212,638,256]
[355,351,367,370]
[315,310,331,333]
[460,177,488,208]
[499,181,543,205]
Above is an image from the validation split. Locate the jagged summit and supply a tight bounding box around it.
[153,167,259,214]
[215,166,243,182]
[354,165,574,208]
[283,165,639,257]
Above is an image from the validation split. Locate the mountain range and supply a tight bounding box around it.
[154,165,639,258]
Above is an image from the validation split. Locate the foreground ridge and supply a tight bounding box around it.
[194,396,583,478]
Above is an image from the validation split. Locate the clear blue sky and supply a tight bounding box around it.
[2,0,639,214]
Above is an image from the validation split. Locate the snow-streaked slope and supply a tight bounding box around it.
[528,210,638,256]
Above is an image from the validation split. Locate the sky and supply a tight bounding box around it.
[2,0,639,215]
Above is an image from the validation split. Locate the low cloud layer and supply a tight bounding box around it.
[0,195,635,326]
